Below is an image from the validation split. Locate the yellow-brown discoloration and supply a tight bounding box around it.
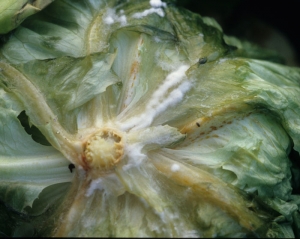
[180,104,253,135]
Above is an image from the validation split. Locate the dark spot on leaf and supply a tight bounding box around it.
[196,122,200,127]
[117,82,123,87]
[198,57,207,65]
[68,164,75,173]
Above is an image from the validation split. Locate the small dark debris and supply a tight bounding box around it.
[198,57,207,65]
[196,122,201,127]
[68,164,75,173]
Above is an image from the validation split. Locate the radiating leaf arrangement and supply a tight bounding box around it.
[1,0,300,237]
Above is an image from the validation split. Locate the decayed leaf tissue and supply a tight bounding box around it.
[1,0,300,237]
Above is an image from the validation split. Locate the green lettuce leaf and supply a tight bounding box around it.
[0,0,54,34]
[1,0,300,237]
[0,88,72,213]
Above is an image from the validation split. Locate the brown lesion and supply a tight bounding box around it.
[177,103,255,147]
[130,61,139,81]
[180,103,253,134]
[80,153,90,171]
[210,126,217,130]
[120,37,143,111]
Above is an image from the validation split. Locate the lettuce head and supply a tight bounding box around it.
[1,0,300,237]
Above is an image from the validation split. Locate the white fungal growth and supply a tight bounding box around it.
[118,15,127,25]
[118,65,191,131]
[122,142,146,171]
[171,164,180,172]
[103,16,114,25]
[85,178,103,197]
[132,0,166,19]
[103,8,127,26]
[132,8,165,18]
[148,68,190,107]
[85,174,125,197]
[153,36,161,42]
[133,81,191,130]
[150,0,167,8]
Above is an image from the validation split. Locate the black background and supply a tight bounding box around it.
[176,0,300,66]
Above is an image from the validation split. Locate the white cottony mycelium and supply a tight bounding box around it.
[171,164,180,172]
[103,8,127,26]
[132,8,165,18]
[79,64,190,191]
[120,124,186,171]
[122,142,146,171]
[85,173,125,197]
[68,65,190,198]
[132,0,167,18]
[96,65,192,175]
[118,65,191,131]
[149,0,167,8]
[2,0,300,237]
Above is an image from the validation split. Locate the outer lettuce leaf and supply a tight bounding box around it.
[0,182,71,237]
[165,7,229,64]
[0,0,232,65]
[0,0,54,34]
[160,112,296,225]
[170,113,292,198]
[0,88,72,213]
[241,60,300,152]
[0,0,158,63]
[1,0,108,62]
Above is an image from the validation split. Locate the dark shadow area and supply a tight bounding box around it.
[289,147,300,194]
[176,0,300,66]
[17,110,51,146]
